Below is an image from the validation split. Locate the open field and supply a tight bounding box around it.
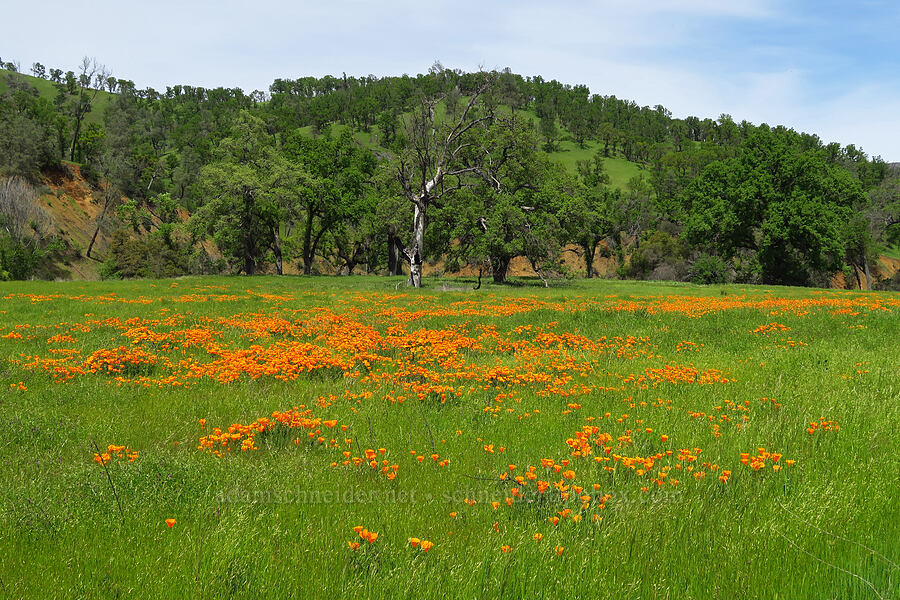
[1,276,898,599]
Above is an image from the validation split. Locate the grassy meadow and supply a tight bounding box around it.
[0,276,897,599]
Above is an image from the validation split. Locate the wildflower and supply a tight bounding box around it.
[554,546,565,556]
[420,540,434,552]
[501,545,511,553]
[359,529,378,543]
[347,541,360,550]
[165,518,176,528]
[533,533,543,541]
[409,537,421,547]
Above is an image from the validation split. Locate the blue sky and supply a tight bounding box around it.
[4,0,899,160]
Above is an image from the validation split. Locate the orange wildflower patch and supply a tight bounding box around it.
[94,444,139,465]
[807,417,839,435]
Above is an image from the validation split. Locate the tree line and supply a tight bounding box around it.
[1,57,898,288]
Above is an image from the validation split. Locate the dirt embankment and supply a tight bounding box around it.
[35,164,106,279]
[831,256,899,290]
[421,244,618,280]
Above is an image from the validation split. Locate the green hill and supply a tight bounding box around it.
[299,117,644,192]
[2,68,646,190]
[0,68,114,126]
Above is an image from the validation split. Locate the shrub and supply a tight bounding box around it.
[623,231,689,281]
[101,230,192,279]
[874,271,900,291]
[688,254,732,285]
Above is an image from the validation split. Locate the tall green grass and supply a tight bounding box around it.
[0,276,896,599]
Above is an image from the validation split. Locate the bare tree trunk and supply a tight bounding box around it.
[404,203,425,287]
[529,256,550,288]
[69,116,83,162]
[492,256,510,284]
[863,255,872,290]
[388,234,403,276]
[272,225,283,275]
[584,242,596,278]
[86,190,114,259]
[302,209,314,275]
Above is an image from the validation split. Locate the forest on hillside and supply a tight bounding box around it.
[1,56,899,288]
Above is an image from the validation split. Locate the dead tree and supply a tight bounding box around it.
[395,75,496,288]
[69,57,110,162]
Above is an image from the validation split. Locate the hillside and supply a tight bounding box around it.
[2,64,898,289]
[1,68,645,190]
[0,67,114,126]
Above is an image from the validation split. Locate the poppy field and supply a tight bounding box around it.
[1,276,898,599]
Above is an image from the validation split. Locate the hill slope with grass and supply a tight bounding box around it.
[0,67,114,126]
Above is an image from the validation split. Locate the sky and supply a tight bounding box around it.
[4,0,899,160]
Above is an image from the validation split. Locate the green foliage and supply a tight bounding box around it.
[688,254,732,284]
[77,122,105,163]
[441,114,567,284]
[623,231,689,280]
[681,126,867,286]
[0,233,45,280]
[191,111,285,275]
[280,128,378,274]
[100,229,187,279]
[0,74,63,177]
[874,270,900,291]
[0,177,58,279]
[1,64,893,288]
